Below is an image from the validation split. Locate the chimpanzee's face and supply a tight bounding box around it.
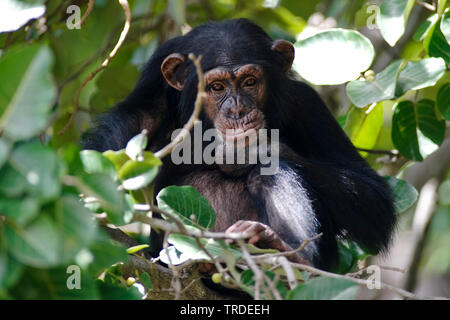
[202,64,266,142]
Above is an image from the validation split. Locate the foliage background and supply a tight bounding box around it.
[0,0,449,300]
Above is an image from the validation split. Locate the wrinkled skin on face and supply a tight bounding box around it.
[202,64,266,142]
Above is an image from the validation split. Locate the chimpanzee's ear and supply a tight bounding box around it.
[161,53,187,90]
[271,40,295,73]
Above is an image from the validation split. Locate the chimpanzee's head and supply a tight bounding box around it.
[159,19,294,143]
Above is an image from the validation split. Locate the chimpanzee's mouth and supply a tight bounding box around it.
[218,122,263,144]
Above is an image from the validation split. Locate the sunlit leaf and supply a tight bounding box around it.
[346,60,403,108]
[0,0,46,33]
[395,58,446,97]
[294,29,375,85]
[343,104,383,156]
[377,0,415,46]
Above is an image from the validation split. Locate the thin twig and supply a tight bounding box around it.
[79,0,96,27]
[356,148,398,157]
[347,265,405,278]
[58,0,131,135]
[290,262,447,300]
[416,0,436,11]
[132,214,253,240]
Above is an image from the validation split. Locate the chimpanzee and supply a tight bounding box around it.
[82,19,396,270]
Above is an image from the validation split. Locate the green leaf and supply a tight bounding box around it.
[346,60,403,108]
[0,45,56,141]
[395,58,446,97]
[87,231,128,276]
[413,14,439,42]
[80,150,117,181]
[0,164,27,197]
[0,0,46,33]
[119,160,159,191]
[125,132,148,161]
[385,177,418,213]
[343,104,383,155]
[126,244,149,255]
[167,234,241,262]
[9,141,61,201]
[0,138,11,169]
[103,149,130,171]
[289,277,359,300]
[138,272,152,290]
[5,216,60,267]
[437,83,450,119]
[78,173,130,226]
[157,185,216,229]
[332,240,368,274]
[441,8,450,43]
[377,0,415,46]
[392,100,445,161]
[0,197,39,225]
[0,231,23,290]
[55,195,97,263]
[293,29,375,85]
[426,17,450,64]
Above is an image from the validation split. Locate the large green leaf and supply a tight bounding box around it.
[395,58,446,97]
[437,83,450,119]
[55,195,97,263]
[377,0,415,46]
[346,60,403,108]
[293,29,375,85]
[5,216,60,268]
[0,45,56,141]
[157,186,216,229]
[385,176,418,214]
[0,0,46,33]
[288,277,359,300]
[392,100,445,161]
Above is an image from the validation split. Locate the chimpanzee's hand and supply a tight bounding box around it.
[225,220,310,264]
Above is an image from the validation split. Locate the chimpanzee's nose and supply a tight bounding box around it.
[222,97,246,119]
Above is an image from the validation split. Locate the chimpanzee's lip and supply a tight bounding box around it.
[219,122,263,141]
